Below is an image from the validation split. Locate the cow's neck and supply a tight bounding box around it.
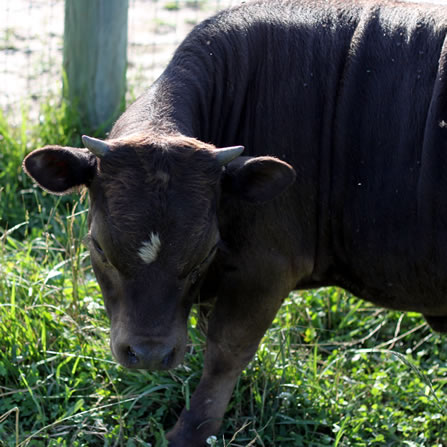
[110,24,256,148]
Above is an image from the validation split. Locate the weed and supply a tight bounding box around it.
[164,1,180,11]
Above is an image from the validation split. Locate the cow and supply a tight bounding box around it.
[23,0,447,445]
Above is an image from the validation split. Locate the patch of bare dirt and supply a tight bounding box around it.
[0,0,241,124]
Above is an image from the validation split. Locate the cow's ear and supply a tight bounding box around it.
[23,146,97,195]
[222,156,296,203]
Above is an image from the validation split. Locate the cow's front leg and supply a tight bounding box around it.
[166,280,288,446]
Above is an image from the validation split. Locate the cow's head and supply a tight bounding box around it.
[23,134,295,370]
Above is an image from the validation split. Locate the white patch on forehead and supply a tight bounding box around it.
[138,232,161,264]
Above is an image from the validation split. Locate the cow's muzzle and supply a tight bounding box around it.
[111,332,186,370]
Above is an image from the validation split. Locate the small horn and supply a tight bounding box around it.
[215,146,244,166]
[82,135,110,158]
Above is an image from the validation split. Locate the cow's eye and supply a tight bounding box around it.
[180,243,219,282]
[86,234,107,261]
[92,238,104,256]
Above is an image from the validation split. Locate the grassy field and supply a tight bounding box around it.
[1,97,447,447]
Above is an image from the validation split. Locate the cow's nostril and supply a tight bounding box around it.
[162,347,175,368]
[127,346,139,364]
[118,342,177,369]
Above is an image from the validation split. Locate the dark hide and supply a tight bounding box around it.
[23,0,447,445]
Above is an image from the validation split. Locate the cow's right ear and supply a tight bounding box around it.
[222,156,296,203]
[23,146,97,195]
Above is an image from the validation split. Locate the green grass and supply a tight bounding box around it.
[164,0,206,12]
[164,1,180,11]
[1,99,447,446]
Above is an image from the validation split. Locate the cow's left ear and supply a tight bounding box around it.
[222,156,296,203]
[23,146,97,195]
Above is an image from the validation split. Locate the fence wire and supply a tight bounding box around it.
[0,0,243,123]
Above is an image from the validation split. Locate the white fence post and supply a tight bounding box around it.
[63,0,129,131]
